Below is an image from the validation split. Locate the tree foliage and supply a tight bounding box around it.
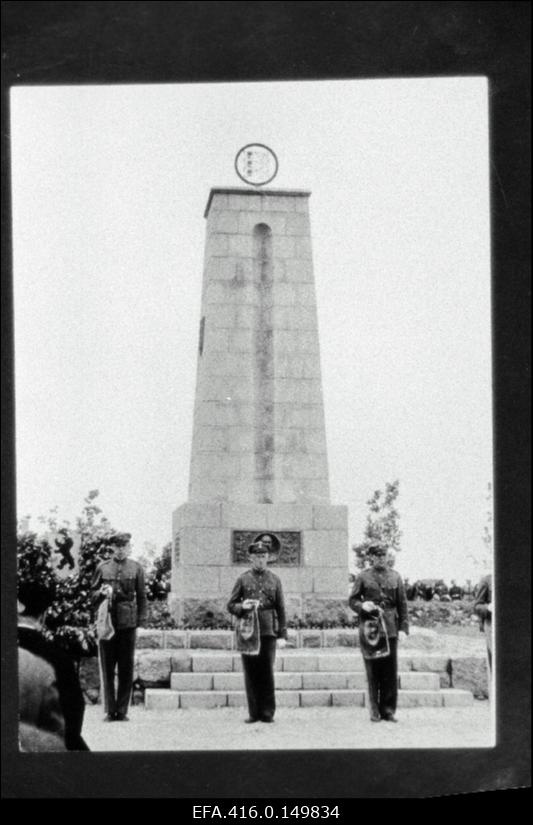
[145,542,172,600]
[17,491,124,659]
[352,480,402,570]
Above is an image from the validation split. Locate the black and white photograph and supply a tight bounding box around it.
[11,76,494,748]
[2,1,530,802]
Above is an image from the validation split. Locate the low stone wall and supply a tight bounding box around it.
[135,628,359,650]
[451,656,489,699]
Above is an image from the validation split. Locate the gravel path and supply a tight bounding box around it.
[82,632,491,752]
[82,702,493,751]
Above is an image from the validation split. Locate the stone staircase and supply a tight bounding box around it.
[143,650,474,710]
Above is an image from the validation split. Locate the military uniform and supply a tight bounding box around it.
[349,564,409,721]
[92,557,147,719]
[474,574,492,675]
[228,567,287,722]
[449,583,465,601]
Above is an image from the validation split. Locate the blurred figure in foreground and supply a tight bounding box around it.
[18,647,66,752]
[18,579,88,750]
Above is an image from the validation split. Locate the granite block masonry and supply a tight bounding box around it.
[171,187,349,620]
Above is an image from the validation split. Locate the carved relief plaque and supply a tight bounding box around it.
[232,530,301,566]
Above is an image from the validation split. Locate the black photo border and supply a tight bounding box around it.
[2,0,530,800]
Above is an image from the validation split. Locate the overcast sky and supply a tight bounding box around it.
[11,78,492,582]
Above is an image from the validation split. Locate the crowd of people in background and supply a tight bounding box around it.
[402,577,475,602]
[352,548,484,603]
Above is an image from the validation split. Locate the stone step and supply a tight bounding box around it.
[398,672,441,690]
[170,652,450,674]
[399,689,474,708]
[169,671,440,692]
[144,687,473,711]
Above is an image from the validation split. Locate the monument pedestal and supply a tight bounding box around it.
[171,185,349,623]
[171,501,348,622]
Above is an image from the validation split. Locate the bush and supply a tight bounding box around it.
[17,532,57,603]
[408,598,478,628]
[144,597,358,631]
[18,492,128,659]
[182,599,233,630]
[144,599,179,629]
[289,599,356,630]
[141,596,479,631]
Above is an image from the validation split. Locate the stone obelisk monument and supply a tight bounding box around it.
[171,146,348,621]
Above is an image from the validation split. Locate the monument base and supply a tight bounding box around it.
[171,501,349,623]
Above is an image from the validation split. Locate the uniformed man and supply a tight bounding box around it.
[92,533,147,721]
[474,573,493,681]
[449,579,464,601]
[227,540,287,724]
[349,542,409,722]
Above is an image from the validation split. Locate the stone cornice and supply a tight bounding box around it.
[204,187,311,218]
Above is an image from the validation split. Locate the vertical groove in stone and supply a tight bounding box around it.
[253,224,274,503]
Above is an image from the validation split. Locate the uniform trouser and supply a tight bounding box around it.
[242,636,277,721]
[484,621,493,700]
[484,622,492,673]
[98,628,136,716]
[363,637,398,719]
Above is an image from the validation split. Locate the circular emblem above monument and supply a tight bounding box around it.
[234,144,279,187]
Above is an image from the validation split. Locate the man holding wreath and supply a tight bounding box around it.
[349,542,409,723]
[227,540,287,724]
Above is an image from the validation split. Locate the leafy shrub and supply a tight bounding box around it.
[145,597,358,631]
[182,599,233,630]
[408,598,478,628]
[144,599,179,629]
[289,599,356,629]
[142,596,480,631]
[18,492,127,659]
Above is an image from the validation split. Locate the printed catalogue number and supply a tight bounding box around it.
[193,806,341,819]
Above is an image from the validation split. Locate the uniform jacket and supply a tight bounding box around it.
[92,558,147,630]
[449,585,465,600]
[349,567,409,639]
[18,623,88,750]
[474,574,492,631]
[227,568,288,639]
